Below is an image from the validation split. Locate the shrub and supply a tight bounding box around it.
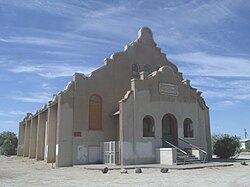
[213,134,240,159]
[211,134,222,152]
[0,131,18,156]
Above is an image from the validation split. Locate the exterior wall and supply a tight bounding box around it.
[29,116,38,158]
[56,93,74,167]
[240,139,250,150]
[23,119,31,157]
[18,27,211,166]
[120,66,211,165]
[72,74,104,165]
[17,123,25,156]
[46,104,57,163]
[36,110,47,160]
[71,28,179,164]
[119,91,135,165]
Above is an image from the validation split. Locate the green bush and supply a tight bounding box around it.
[211,134,221,152]
[0,131,18,156]
[212,134,240,159]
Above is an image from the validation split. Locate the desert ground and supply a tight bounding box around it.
[0,154,250,187]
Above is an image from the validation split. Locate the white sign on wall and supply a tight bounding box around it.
[159,83,178,96]
[56,144,59,156]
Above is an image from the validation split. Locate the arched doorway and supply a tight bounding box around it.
[162,114,178,147]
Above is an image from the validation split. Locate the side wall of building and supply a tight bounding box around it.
[56,91,74,167]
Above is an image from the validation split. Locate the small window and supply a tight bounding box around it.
[74,132,81,137]
[144,64,151,74]
[132,64,140,78]
[183,118,193,138]
[156,65,161,71]
[143,115,155,137]
[89,95,102,129]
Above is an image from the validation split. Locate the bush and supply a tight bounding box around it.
[212,134,240,159]
[211,134,221,152]
[0,131,18,156]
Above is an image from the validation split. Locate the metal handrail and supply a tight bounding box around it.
[178,138,207,162]
[161,138,187,164]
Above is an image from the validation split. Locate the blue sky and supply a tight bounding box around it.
[0,0,250,138]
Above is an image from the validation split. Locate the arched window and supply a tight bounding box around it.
[162,113,178,146]
[183,118,193,138]
[89,95,102,129]
[156,65,161,71]
[144,64,151,74]
[143,115,155,137]
[132,64,140,78]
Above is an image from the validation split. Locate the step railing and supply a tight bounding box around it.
[178,138,207,162]
[161,138,188,164]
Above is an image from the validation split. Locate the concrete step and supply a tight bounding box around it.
[177,155,198,159]
[177,153,204,165]
[178,158,199,162]
[177,160,206,165]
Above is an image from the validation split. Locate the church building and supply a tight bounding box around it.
[17,27,212,167]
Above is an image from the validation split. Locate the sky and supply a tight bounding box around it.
[0,0,250,138]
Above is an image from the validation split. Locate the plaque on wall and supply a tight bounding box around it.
[159,83,178,96]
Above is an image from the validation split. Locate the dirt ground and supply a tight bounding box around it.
[0,155,250,187]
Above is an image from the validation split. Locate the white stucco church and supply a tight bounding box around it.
[17,27,212,167]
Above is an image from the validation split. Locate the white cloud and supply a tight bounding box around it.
[0,120,18,126]
[0,31,121,49]
[9,64,96,79]
[210,100,241,111]
[169,52,250,77]
[12,93,52,103]
[9,65,42,73]
[173,56,250,109]
[0,110,26,117]
[42,51,86,58]
[0,36,69,48]
[0,0,245,54]
[190,77,250,101]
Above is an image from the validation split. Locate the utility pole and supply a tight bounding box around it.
[244,128,248,139]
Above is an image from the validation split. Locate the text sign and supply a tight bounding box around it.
[159,83,178,96]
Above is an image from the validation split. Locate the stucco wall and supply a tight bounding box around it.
[56,93,74,167]
[71,28,180,164]
[18,27,211,166]
[120,65,211,165]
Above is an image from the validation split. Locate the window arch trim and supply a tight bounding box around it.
[183,118,194,138]
[89,94,102,130]
[144,64,151,74]
[132,64,140,78]
[143,115,155,137]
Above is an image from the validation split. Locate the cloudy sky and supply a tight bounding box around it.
[0,0,250,138]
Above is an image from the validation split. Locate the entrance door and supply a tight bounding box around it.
[162,114,178,147]
[88,146,100,163]
[103,141,120,165]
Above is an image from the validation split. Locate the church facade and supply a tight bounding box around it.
[17,27,212,167]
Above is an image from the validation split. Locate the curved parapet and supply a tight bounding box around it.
[197,91,209,110]
[136,27,156,47]
[94,27,179,78]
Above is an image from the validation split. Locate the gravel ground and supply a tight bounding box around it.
[0,155,250,187]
